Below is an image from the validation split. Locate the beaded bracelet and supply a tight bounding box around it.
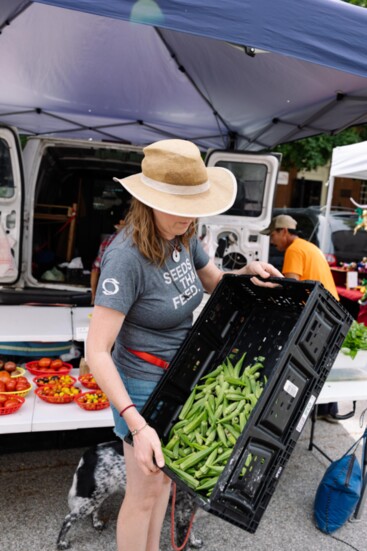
[119,403,136,417]
[131,422,148,437]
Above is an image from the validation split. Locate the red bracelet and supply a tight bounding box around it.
[119,403,136,417]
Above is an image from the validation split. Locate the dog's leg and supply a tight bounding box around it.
[57,493,115,550]
[91,510,106,531]
[57,508,89,550]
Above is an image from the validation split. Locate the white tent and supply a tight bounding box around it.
[321,141,367,252]
[330,142,367,181]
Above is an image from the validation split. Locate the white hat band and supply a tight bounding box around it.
[141,174,210,195]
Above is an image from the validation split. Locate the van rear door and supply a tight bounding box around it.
[0,126,23,284]
[199,150,280,269]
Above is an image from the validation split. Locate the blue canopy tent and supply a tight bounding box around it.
[1,0,367,150]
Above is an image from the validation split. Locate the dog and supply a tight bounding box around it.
[57,440,203,550]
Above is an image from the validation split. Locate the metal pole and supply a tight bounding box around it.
[320,176,334,254]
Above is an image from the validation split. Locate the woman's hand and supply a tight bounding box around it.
[240,261,283,287]
[132,425,165,476]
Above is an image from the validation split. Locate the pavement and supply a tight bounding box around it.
[1,401,367,551]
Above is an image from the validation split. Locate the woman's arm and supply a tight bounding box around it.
[197,258,284,294]
[86,305,164,473]
[87,305,129,411]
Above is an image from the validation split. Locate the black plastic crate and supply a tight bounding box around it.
[126,275,352,533]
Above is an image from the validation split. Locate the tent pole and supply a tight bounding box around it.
[320,176,334,254]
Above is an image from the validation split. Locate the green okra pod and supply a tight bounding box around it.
[224,357,235,377]
[233,352,247,378]
[206,465,225,476]
[178,387,196,420]
[223,422,240,440]
[196,476,219,492]
[224,375,249,388]
[218,401,245,424]
[204,427,217,445]
[178,443,218,471]
[180,432,206,451]
[216,424,228,447]
[168,463,200,489]
[239,411,247,432]
[165,433,180,451]
[201,363,224,380]
[205,401,217,426]
[197,446,219,476]
[214,448,232,465]
[224,431,237,446]
[183,409,207,434]
[225,391,246,401]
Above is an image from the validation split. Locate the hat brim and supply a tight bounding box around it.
[260,227,272,236]
[113,167,237,217]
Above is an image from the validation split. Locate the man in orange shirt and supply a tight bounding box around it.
[261,214,340,421]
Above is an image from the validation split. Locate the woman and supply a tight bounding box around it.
[86,139,282,551]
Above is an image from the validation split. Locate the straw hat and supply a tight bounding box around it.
[113,139,237,217]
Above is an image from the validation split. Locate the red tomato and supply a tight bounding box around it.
[16,376,28,385]
[5,398,20,407]
[4,361,17,373]
[38,358,52,368]
[15,382,29,391]
[0,395,7,404]
[5,379,16,392]
[0,381,5,392]
[0,371,11,383]
[50,359,63,369]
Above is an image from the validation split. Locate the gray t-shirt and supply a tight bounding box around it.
[95,231,209,381]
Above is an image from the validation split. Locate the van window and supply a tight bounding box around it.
[0,138,15,199]
[215,160,267,217]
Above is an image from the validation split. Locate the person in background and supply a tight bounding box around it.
[90,219,126,305]
[87,139,283,551]
[261,213,340,423]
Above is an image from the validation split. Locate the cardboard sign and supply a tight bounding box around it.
[346,271,358,289]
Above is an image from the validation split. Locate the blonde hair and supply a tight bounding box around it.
[124,198,196,266]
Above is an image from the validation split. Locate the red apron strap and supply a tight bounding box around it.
[127,348,170,370]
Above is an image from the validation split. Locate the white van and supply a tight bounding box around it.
[0,126,280,310]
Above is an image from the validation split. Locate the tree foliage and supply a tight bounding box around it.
[345,0,367,6]
[275,127,367,172]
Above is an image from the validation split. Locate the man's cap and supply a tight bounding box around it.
[260,214,298,235]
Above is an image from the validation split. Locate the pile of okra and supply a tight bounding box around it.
[161,353,266,496]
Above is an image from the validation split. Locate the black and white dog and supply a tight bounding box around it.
[57,440,203,550]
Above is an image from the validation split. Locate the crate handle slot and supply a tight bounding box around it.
[220,490,254,513]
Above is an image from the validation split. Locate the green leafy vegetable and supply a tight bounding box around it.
[340,321,367,359]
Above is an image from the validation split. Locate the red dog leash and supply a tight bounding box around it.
[127,348,195,551]
[170,483,196,551]
[128,349,195,549]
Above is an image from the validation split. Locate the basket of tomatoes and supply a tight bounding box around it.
[0,371,32,398]
[26,358,72,376]
[35,383,81,404]
[0,395,25,415]
[75,390,110,411]
[33,374,77,388]
[11,367,26,378]
[78,373,100,390]
[0,360,25,378]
